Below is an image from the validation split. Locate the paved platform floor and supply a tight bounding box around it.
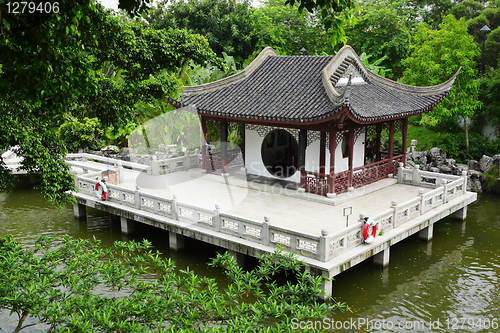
[117,168,432,236]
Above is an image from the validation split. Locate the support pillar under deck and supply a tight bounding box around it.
[373,247,390,267]
[120,216,135,234]
[73,203,86,219]
[169,231,185,251]
[419,224,434,241]
[319,270,333,300]
[454,206,467,220]
[228,250,245,267]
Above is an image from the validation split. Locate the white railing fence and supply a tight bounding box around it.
[74,163,468,263]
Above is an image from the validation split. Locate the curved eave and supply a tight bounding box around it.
[322,45,462,105]
[344,90,452,124]
[181,47,278,97]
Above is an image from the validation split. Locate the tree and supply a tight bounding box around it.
[400,14,481,149]
[344,0,415,78]
[477,67,500,136]
[252,0,335,56]
[285,0,359,46]
[0,0,217,207]
[147,0,258,65]
[0,235,347,332]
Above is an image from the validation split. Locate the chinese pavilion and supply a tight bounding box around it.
[171,46,459,197]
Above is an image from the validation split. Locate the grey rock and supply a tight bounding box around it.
[467,160,479,170]
[430,147,446,167]
[158,143,166,151]
[445,158,455,167]
[492,154,500,166]
[439,166,452,174]
[120,148,134,157]
[430,167,440,173]
[479,155,493,172]
[468,170,482,180]
[472,179,482,193]
[101,145,120,153]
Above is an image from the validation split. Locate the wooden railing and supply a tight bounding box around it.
[304,171,329,195]
[352,159,389,188]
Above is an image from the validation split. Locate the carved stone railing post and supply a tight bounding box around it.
[441,178,448,204]
[462,171,467,194]
[418,188,425,214]
[152,156,159,176]
[171,194,179,220]
[213,204,221,231]
[391,200,399,228]
[397,162,404,183]
[412,164,420,186]
[117,161,123,183]
[135,186,141,209]
[318,229,329,262]
[262,216,270,246]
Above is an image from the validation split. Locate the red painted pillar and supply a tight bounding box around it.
[241,123,246,165]
[201,116,207,171]
[220,121,228,174]
[402,118,408,167]
[319,132,326,174]
[327,130,336,194]
[376,124,382,162]
[299,130,307,189]
[348,128,354,187]
[388,121,395,176]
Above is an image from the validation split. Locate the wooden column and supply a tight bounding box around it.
[348,128,354,187]
[298,130,307,188]
[327,130,336,194]
[201,116,207,171]
[220,121,228,174]
[402,118,408,167]
[319,131,326,174]
[241,123,246,165]
[388,121,395,176]
[376,124,382,162]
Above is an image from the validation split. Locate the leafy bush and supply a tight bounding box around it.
[483,165,500,193]
[0,236,347,332]
[58,117,105,152]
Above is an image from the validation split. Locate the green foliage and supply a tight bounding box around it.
[483,165,500,192]
[148,0,258,65]
[0,0,217,207]
[59,117,105,152]
[345,0,414,78]
[253,0,335,56]
[476,67,500,134]
[285,0,359,46]
[401,14,481,128]
[408,124,500,163]
[0,236,347,332]
[359,53,391,78]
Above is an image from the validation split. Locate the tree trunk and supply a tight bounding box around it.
[12,311,29,333]
[465,117,469,150]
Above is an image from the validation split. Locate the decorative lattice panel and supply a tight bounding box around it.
[246,124,299,142]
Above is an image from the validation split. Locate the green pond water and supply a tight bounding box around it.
[1,180,499,332]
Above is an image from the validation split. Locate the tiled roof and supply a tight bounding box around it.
[176,46,458,124]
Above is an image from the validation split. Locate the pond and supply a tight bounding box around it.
[1,179,498,332]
